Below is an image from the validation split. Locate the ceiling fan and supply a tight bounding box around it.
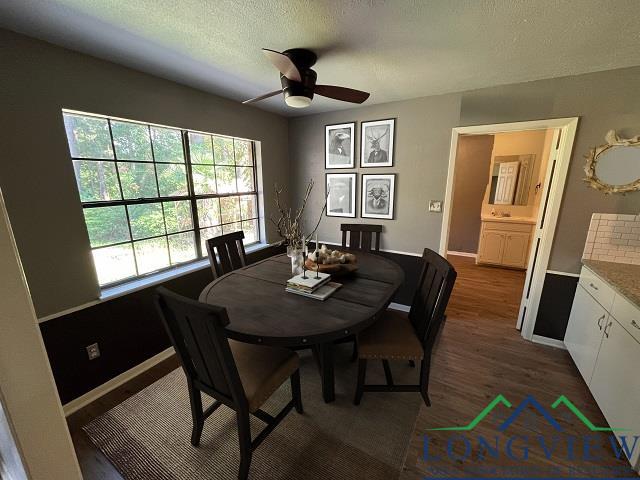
[243,48,370,108]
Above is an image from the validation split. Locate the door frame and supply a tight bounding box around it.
[439,117,579,341]
[0,188,82,479]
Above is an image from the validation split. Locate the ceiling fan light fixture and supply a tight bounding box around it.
[243,48,370,107]
[285,95,312,108]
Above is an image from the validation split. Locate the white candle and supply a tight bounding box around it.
[315,233,318,251]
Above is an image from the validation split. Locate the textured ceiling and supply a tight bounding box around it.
[2,0,640,116]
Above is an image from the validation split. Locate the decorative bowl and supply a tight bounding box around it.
[305,255,358,276]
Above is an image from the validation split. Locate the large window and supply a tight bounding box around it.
[62,111,260,286]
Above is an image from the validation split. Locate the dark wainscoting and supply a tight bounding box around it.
[40,242,577,405]
[40,243,285,405]
[378,251,424,305]
[316,244,424,306]
[533,272,578,340]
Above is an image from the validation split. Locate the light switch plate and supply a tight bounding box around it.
[429,200,443,213]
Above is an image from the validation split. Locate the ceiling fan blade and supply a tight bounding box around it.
[262,49,302,82]
[242,89,282,105]
[314,85,370,104]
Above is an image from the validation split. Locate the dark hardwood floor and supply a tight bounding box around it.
[67,356,179,479]
[400,255,636,478]
[67,255,636,479]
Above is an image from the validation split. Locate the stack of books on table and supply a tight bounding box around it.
[286,271,342,301]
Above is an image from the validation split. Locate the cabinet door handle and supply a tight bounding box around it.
[604,321,612,338]
[589,282,599,291]
[631,320,640,330]
[597,314,605,330]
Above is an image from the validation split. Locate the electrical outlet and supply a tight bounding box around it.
[86,343,100,360]
[429,200,443,213]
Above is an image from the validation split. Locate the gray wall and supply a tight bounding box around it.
[3,26,639,316]
[459,67,640,273]
[0,29,289,317]
[448,135,494,253]
[289,66,640,272]
[289,93,462,253]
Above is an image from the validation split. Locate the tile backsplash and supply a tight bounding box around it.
[583,213,640,265]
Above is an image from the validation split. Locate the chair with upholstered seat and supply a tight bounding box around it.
[353,248,457,407]
[340,224,383,252]
[205,231,247,278]
[155,287,303,480]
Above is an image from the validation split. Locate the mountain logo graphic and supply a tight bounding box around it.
[428,394,627,432]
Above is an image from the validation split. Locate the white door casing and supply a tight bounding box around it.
[0,189,82,480]
[439,117,579,341]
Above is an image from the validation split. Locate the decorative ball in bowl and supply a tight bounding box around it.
[305,245,358,276]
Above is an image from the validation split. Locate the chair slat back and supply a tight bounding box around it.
[155,287,245,405]
[340,224,382,252]
[206,231,247,278]
[409,249,457,349]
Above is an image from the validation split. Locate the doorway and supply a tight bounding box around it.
[439,118,579,342]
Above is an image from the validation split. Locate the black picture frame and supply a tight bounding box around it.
[360,118,395,168]
[326,172,357,218]
[325,122,356,169]
[361,173,396,219]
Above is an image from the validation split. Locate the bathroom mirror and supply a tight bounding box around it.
[585,130,640,194]
[489,154,537,205]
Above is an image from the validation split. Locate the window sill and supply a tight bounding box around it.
[100,241,273,302]
[37,242,276,324]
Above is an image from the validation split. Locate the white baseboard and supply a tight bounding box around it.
[62,347,175,416]
[388,302,411,312]
[447,250,477,259]
[531,334,567,350]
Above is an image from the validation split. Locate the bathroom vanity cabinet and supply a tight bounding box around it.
[564,262,640,472]
[476,217,535,269]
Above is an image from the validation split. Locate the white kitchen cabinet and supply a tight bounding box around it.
[564,265,640,472]
[589,318,640,468]
[564,285,607,383]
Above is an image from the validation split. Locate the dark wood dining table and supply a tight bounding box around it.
[199,251,404,402]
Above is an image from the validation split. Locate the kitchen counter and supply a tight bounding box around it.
[582,259,640,309]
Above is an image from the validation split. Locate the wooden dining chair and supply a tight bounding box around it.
[205,231,247,278]
[341,224,382,252]
[353,248,457,407]
[155,287,303,480]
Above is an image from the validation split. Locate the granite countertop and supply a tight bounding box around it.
[582,259,640,308]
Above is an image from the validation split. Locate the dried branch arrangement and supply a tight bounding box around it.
[270,179,328,249]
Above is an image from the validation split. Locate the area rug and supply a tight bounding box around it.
[84,345,422,480]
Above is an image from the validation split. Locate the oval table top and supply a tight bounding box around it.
[199,251,404,348]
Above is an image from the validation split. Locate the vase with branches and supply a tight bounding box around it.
[270,179,327,275]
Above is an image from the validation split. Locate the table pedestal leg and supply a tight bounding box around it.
[312,343,335,403]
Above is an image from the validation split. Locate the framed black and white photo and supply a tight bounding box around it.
[361,174,395,219]
[325,122,355,169]
[361,118,395,167]
[326,173,356,217]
